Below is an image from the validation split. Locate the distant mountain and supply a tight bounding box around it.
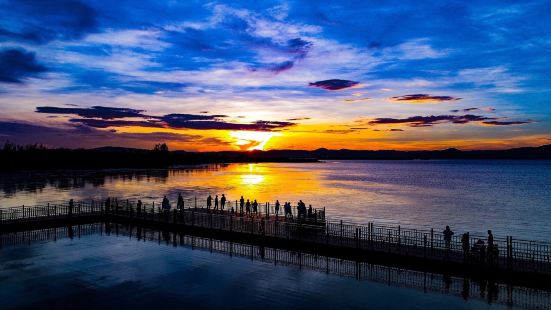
[1,144,550,170]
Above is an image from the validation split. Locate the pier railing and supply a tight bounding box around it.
[1,200,551,275]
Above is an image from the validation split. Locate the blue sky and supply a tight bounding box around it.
[0,0,550,150]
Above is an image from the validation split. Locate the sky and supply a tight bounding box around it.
[0,0,550,151]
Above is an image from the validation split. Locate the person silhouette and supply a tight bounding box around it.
[253,199,258,214]
[162,195,170,210]
[68,199,74,217]
[275,200,280,216]
[461,232,470,258]
[207,195,212,210]
[487,230,495,264]
[214,195,219,210]
[137,200,142,214]
[240,196,245,214]
[221,194,226,211]
[246,199,251,215]
[177,193,184,209]
[443,226,454,250]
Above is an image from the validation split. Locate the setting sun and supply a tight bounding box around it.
[229,131,280,151]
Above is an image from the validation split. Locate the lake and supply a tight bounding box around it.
[1,160,551,240]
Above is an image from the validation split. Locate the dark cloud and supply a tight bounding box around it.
[37,106,295,131]
[287,117,311,121]
[36,106,148,119]
[269,61,294,73]
[324,129,357,134]
[309,79,359,90]
[1,0,97,43]
[482,121,532,126]
[287,38,312,58]
[69,119,163,128]
[369,114,494,127]
[450,107,495,113]
[0,120,214,149]
[390,94,461,103]
[0,49,47,83]
[389,129,404,131]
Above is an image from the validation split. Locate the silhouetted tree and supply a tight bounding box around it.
[153,143,169,153]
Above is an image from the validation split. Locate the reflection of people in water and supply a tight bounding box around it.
[443,274,451,292]
[461,278,470,300]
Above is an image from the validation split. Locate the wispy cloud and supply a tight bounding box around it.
[389,94,461,104]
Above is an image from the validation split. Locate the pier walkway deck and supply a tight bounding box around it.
[2,223,551,310]
[1,200,551,284]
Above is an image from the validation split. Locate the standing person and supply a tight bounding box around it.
[137,200,142,214]
[162,195,170,210]
[239,196,245,214]
[253,200,258,214]
[275,200,280,216]
[308,205,313,218]
[207,195,212,210]
[487,230,495,264]
[443,226,454,250]
[177,193,184,209]
[221,194,226,211]
[214,195,219,210]
[461,232,470,258]
[245,199,251,215]
[68,199,74,217]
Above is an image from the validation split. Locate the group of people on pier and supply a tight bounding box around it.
[146,194,320,221]
[443,226,498,264]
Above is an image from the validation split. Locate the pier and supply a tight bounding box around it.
[1,199,551,287]
[2,223,551,309]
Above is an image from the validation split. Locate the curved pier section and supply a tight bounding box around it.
[1,200,551,285]
[1,223,551,310]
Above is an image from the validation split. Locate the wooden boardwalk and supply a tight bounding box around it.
[1,200,551,283]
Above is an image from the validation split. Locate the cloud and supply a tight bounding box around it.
[343,97,371,102]
[82,29,169,51]
[36,106,148,119]
[70,118,295,131]
[482,120,532,126]
[255,60,294,73]
[0,0,97,43]
[0,49,47,83]
[0,120,216,149]
[368,114,495,127]
[450,107,496,113]
[68,119,162,128]
[286,117,310,121]
[309,79,359,90]
[384,38,450,60]
[389,94,461,104]
[456,66,523,93]
[36,106,295,131]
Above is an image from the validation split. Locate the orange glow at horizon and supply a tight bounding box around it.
[230,131,280,151]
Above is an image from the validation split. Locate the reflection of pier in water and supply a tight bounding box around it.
[1,223,550,310]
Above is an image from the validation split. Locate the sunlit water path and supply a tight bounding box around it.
[1,160,551,240]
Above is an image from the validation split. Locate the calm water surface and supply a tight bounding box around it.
[0,228,523,310]
[1,160,551,240]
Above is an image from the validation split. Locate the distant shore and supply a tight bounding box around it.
[1,144,550,171]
